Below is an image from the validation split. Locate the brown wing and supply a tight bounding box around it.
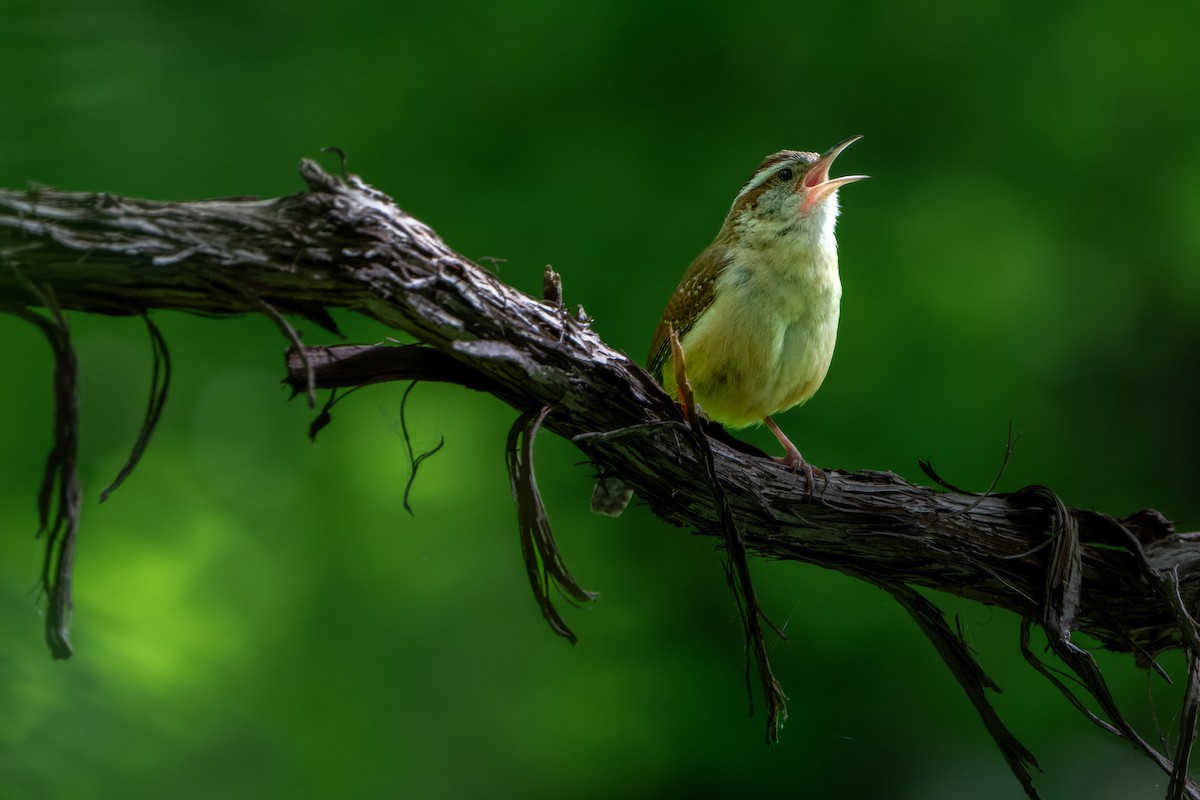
[646,243,727,380]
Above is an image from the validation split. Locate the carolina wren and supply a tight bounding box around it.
[647,136,867,470]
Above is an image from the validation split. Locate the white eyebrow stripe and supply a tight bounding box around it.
[733,160,794,206]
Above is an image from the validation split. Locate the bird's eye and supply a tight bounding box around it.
[776,168,794,182]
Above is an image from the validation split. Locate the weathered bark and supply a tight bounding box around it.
[3,162,1198,799]
[2,163,1195,654]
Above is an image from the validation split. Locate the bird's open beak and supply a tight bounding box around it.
[801,134,868,214]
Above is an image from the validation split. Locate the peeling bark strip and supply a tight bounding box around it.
[10,284,80,660]
[506,405,599,645]
[668,326,788,742]
[3,162,1200,797]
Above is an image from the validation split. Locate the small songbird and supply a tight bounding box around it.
[646,136,867,472]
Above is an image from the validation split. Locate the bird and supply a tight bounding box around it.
[646,136,867,473]
[591,136,865,516]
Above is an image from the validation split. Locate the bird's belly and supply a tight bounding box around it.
[672,282,840,428]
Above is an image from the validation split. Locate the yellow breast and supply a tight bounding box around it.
[660,224,841,429]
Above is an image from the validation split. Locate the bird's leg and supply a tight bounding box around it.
[764,415,817,493]
[763,415,802,465]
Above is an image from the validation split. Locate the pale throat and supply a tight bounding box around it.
[725,197,842,293]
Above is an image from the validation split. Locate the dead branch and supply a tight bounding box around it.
[3,162,1199,799]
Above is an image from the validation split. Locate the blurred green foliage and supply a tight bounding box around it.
[2,1,1198,798]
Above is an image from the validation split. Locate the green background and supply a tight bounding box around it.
[2,1,1198,798]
